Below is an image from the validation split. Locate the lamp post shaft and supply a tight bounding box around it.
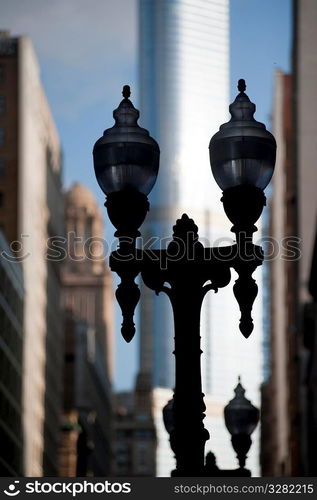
[170,283,208,476]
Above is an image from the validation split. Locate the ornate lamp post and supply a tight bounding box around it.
[93,80,276,476]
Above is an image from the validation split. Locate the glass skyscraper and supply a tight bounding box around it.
[138,0,262,475]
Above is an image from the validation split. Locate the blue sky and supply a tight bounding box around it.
[0,0,292,390]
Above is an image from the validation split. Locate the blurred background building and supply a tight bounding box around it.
[113,374,157,476]
[59,183,114,477]
[261,0,317,477]
[0,32,115,477]
[0,31,64,476]
[0,232,24,475]
[137,0,263,475]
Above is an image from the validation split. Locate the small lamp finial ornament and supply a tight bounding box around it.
[237,79,246,93]
[122,85,131,99]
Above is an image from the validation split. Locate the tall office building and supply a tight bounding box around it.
[138,0,263,474]
[0,232,24,476]
[0,31,64,475]
[261,0,317,477]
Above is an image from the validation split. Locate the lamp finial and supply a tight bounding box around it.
[238,79,246,93]
[122,85,131,99]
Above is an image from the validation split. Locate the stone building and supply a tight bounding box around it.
[59,183,114,476]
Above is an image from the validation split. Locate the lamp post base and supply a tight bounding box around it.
[169,451,251,477]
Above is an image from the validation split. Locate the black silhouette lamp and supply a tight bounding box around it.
[224,377,260,469]
[93,84,159,242]
[209,79,276,240]
[210,79,275,191]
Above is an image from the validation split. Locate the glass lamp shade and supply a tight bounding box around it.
[224,378,260,437]
[209,80,276,191]
[93,86,160,196]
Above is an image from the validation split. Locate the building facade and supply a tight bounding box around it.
[138,0,263,474]
[113,374,157,477]
[261,0,317,476]
[0,231,24,476]
[59,183,114,476]
[260,71,297,476]
[0,31,64,476]
[294,0,317,474]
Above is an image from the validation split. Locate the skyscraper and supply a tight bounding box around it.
[0,31,64,476]
[138,0,263,474]
[261,0,317,477]
[0,231,24,476]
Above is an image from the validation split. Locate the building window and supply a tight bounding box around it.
[0,64,4,83]
[135,429,152,439]
[0,158,4,177]
[0,96,5,114]
[137,443,148,473]
[0,128,4,146]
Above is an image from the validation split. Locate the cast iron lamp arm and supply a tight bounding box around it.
[110,209,264,343]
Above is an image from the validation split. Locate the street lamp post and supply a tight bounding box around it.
[93,80,276,476]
